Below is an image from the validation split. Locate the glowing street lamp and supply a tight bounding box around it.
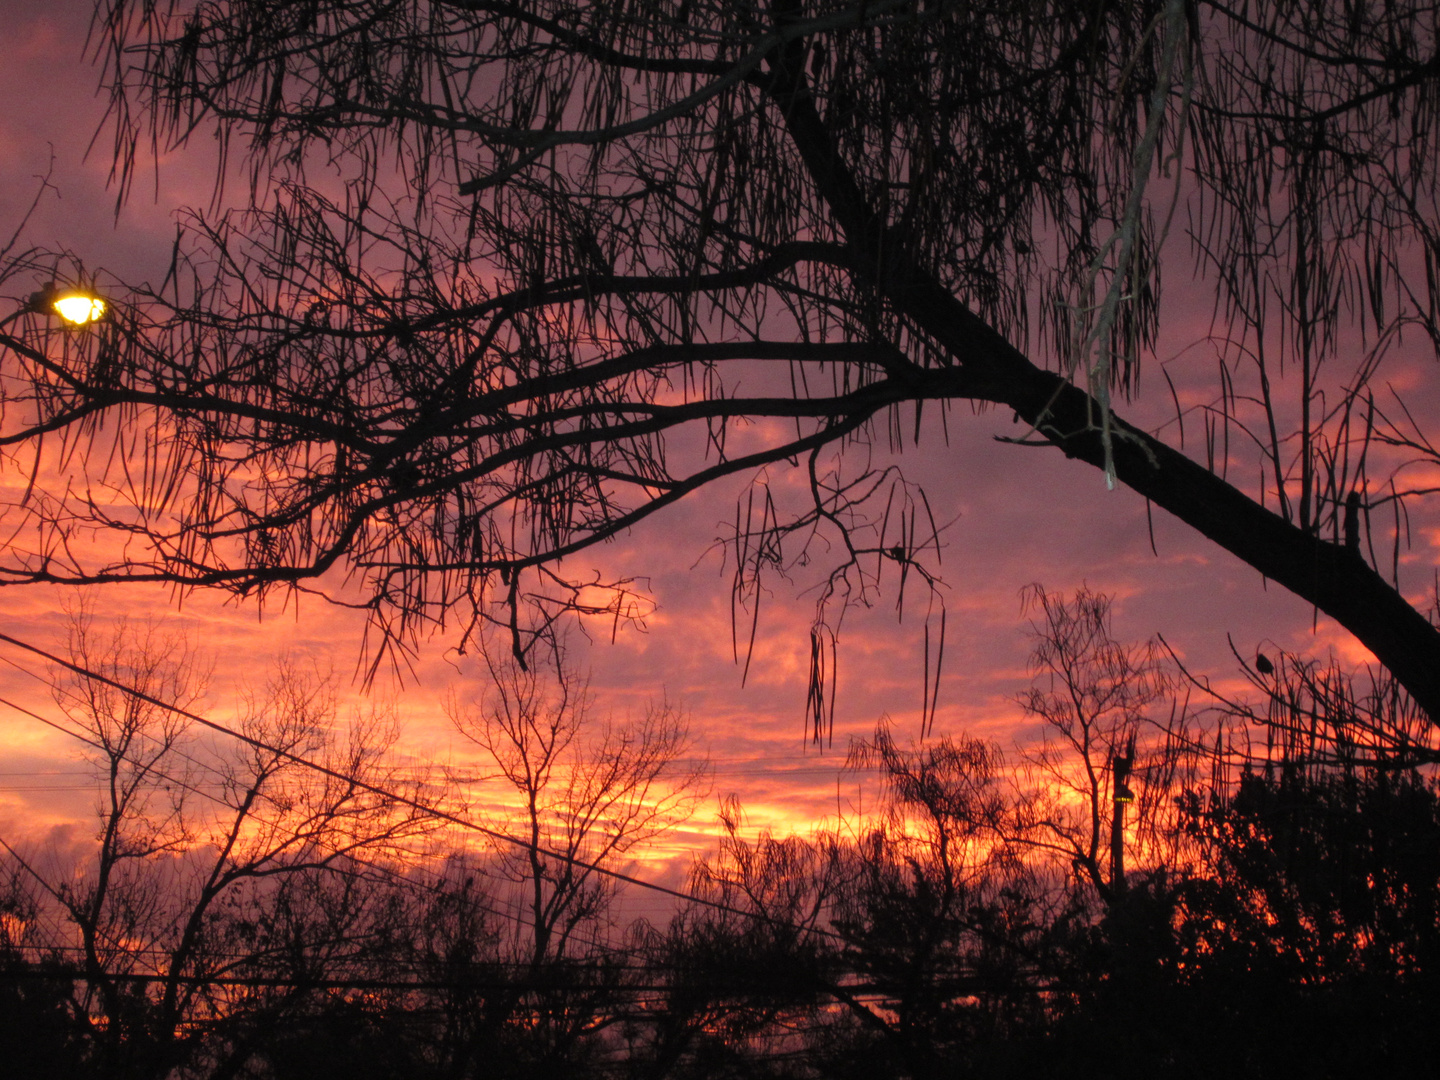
[26,282,109,326]
[51,291,107,325]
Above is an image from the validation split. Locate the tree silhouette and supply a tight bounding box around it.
[448,646,707,969]
[1011,585,1198,901]
[1051,731,1440,1078]
[831,726,1061,1080]
[0,613,438,1080]
[1,1,1438,718]
[0,870,94,1079]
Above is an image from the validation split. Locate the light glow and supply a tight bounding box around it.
[51,293,107,325]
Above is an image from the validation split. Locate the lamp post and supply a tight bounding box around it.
[1111,749,1134,895]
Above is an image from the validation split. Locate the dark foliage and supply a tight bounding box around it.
[3,593,1438,1077]
[1040,767,1440,1079]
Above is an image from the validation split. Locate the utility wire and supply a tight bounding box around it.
[0,687,644,964]
[0,629,842,941]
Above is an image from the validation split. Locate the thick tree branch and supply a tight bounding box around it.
[762,24,1440,723]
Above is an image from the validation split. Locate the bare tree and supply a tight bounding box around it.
[668,727,1071,1080]
[0,613,438,1080]
[641,795,843,1077]
[1011,585,1203,900]
[448,646,707,968]
[0,1,1437,719]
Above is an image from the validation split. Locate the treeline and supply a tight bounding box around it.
[3,590,1439,1079]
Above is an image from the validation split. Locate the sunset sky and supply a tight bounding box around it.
[1,0,1436,907]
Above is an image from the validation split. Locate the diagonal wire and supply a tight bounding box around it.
[0,629,841,941]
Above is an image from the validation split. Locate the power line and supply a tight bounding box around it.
[0,629,842,941]
[0,963,885,997]
[0,651,973,1047]
[0,687,638,964]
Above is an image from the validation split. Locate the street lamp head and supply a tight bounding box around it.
[27,282,109,326]
[51,291,108,325]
